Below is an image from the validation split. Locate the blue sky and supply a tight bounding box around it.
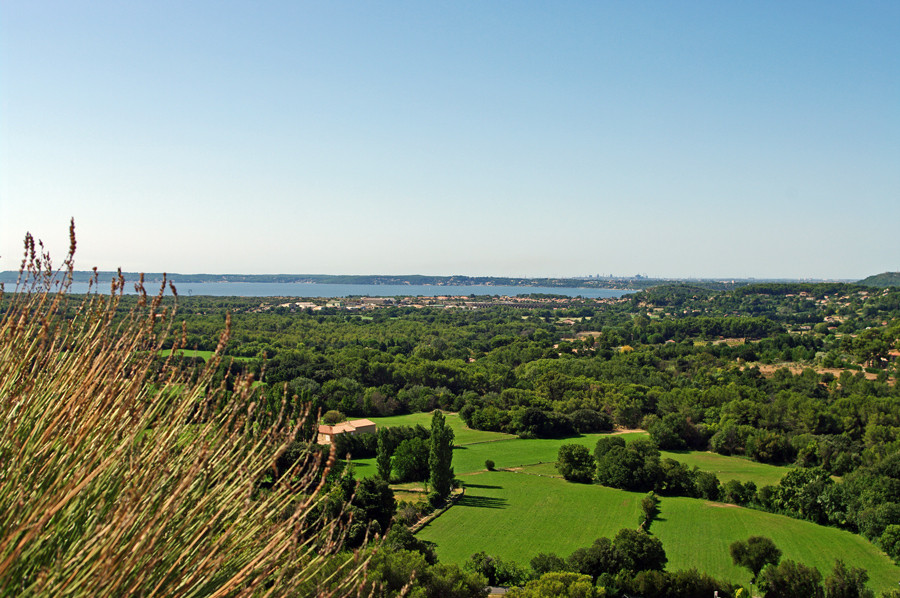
[2,1,898,279]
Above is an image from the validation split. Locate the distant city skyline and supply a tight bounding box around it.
[2,2,898,280]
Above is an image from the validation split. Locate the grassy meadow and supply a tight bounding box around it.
[357,412,789,487]
[655,496,900,592]
[417,472,900,594]
[416,471,643,564]
[657,449,789,487]
[357,411,900,593]
[158,348,254,361]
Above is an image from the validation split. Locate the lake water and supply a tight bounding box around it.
[64,281,632,299]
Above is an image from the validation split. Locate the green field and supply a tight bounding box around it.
[452,434,608,474]
[655,496,900,592]
[158,349,216,360]
[416,471,642,564]
[417,473,900,594]
[158,349,253,362]
[657,450,789,487]
[367,413,898,591]
[358,413,788,487]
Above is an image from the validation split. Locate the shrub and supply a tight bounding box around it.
[556,444,595,484]
[0,227,365,596]
[428,491,446,509]
[640,491,660,530]
[757,559,823,598]
[485,459,496,471]
[880,524,900,563]
[393,436,430,482]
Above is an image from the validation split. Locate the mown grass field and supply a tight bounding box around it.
[418,473,900,594]
[360,412,897,592]
[654,496,900,593]
[157,349,254,362]
[657,450,789,487]
[416,471,642,564]
[357,412,789,487]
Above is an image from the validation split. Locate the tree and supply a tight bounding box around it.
[613,528,667,572]
[429,410,455,499]
[566,537,620,581]
[625,568,729,598]
[595,445,641,489]
[570,409,613,433]
[774,467,833,523]
[824,559,874,598]
[530,552,568,576]
[322,409,346,424]
[366,549,487,598]
[464,551,530,587]
[694,469,721,500]
[506,572,598,598]
[393,437,429,482]
[757,559,823,598]
[594,436,626,461]
[376,428,392,481]
[881,524,900,563]
[648,412,687,450]
[730,536,782,582]
[557,444,595,483]
[382,525,437,564]
[640,491,660,529]
[351,476,395,538]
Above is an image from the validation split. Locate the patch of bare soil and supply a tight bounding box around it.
[609,428,646,435]
[751,363,880,381]
[707,502,740,508]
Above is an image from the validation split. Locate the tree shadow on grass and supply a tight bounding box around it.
[463,483,502,489]
[458,495,508,509]
[661,448,691,455]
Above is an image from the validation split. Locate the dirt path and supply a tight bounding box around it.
[608,427,646,435]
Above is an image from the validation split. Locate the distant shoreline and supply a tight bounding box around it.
[0,271,857,291]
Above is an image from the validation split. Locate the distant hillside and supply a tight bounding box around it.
[857,272,900,287]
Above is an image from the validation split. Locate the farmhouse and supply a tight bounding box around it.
[317,419,377,444]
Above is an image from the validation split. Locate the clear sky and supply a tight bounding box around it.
[2,1,898,279]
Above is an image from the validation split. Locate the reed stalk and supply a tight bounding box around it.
[0,222,366,597]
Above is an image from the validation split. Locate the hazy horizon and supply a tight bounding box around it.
[2,2,898,280]
[0,267,870,284]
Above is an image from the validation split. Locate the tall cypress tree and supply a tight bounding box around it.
[429,410,455,499]
[376,429,392,481]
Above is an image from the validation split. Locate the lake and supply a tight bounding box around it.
[64,281,632,299]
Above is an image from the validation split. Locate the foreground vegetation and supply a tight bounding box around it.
[0,232,367,597]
